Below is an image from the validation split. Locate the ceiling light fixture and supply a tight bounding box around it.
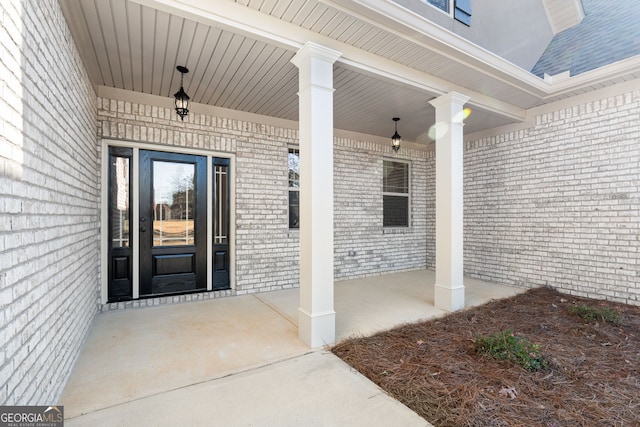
[391,117,401,153]
[174,65,190,121]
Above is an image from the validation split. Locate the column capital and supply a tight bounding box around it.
[290,42,342,69]
[429,91,471,109]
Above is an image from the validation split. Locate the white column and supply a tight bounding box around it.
[429,92,470,312]
[291,42,342,347]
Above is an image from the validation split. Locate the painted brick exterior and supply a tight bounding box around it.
[0,1,99,405]
[3,1,637,408]
[464,89,640,305]
[97,100,302,299]
[334,138,430,279]
[98,98,431,302]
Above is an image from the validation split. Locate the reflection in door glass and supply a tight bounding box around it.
[111,157,130,247]
[153,161,195,246]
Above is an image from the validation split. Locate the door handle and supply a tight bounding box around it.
[140,217,147,232]
[140,226,147,232]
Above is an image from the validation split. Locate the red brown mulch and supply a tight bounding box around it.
[332,287,640,427]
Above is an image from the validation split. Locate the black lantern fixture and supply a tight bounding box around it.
[174,66,190,121]
[391,117,402,153]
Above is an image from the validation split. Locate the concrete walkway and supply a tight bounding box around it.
[61,269,525,426]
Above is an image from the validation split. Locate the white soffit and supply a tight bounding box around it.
[542,0,585,34]
[60,0,639,141]
[128,0,534,116]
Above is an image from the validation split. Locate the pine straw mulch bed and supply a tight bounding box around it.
[332,287,640,427]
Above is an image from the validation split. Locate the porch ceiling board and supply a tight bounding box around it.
[184,26,224,103]
[61,0,639,142]
[76,0,115,88]
[136,0,545,120]
[301,5,341,32]
[332,66,430,128]
[234,51,297,114]
[289,2,323,27]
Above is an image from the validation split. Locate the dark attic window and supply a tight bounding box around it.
[426,0,449,13]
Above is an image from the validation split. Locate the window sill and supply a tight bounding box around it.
[383,226,411,234]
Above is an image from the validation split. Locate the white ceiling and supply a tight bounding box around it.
[60,0,640,143]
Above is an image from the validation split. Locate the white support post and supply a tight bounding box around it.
[429,92,470,312]
[291,42,342,348]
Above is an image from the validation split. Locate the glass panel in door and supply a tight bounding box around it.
[107,147,133,301]
[139,150,207,297]
[152,161,195,246]
[212,158,230,289]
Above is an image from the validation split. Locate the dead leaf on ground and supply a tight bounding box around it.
[499,386,518,399]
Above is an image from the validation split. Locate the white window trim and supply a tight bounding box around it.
[382,158,411,228]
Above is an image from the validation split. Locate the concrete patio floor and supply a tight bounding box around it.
[61,269,526,426]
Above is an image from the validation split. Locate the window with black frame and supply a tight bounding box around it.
[383,160,410,227]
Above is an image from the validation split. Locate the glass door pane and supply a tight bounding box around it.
[152,161,195,246]
[108,147,133,301]
[112,157,130,247]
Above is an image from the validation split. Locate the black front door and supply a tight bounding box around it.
[139,150,207,297]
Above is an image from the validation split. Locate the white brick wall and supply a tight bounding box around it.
[465,88,640,305]
[334,138,430,279]
[1,0,636,410]
[234,124,300,293]
[98,96,431,299]
[97,100,302,297]
[0,0,99,404]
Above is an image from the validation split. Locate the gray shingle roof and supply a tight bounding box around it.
[531,0,640,77]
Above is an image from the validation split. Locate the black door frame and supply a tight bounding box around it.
[105,144,232,302]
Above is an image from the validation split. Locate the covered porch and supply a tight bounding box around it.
[61,270,525,425]
[59,0,532,348]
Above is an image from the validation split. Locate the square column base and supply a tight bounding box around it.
[298,308,336,348]
[434,283,465,312]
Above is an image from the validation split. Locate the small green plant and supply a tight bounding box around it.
[568,304,621,325]
[475,329,547,372]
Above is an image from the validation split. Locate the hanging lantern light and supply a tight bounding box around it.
[174,66,190,121]
[391,117,401,153]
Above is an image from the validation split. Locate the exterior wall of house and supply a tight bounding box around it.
[394,0,554,71]
[98,97,302,302]
[97,93,430,305]
[334,138,431,279]
[0,0,99,405]
[464,83,640,305]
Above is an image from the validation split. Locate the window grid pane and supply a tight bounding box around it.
[383,160,410,227]
[426,0,449,13]
[288,148,299,188]
[383,195,409,227]
[289,190,299,228]
[383,161,408,194]
[288,148,300,229]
